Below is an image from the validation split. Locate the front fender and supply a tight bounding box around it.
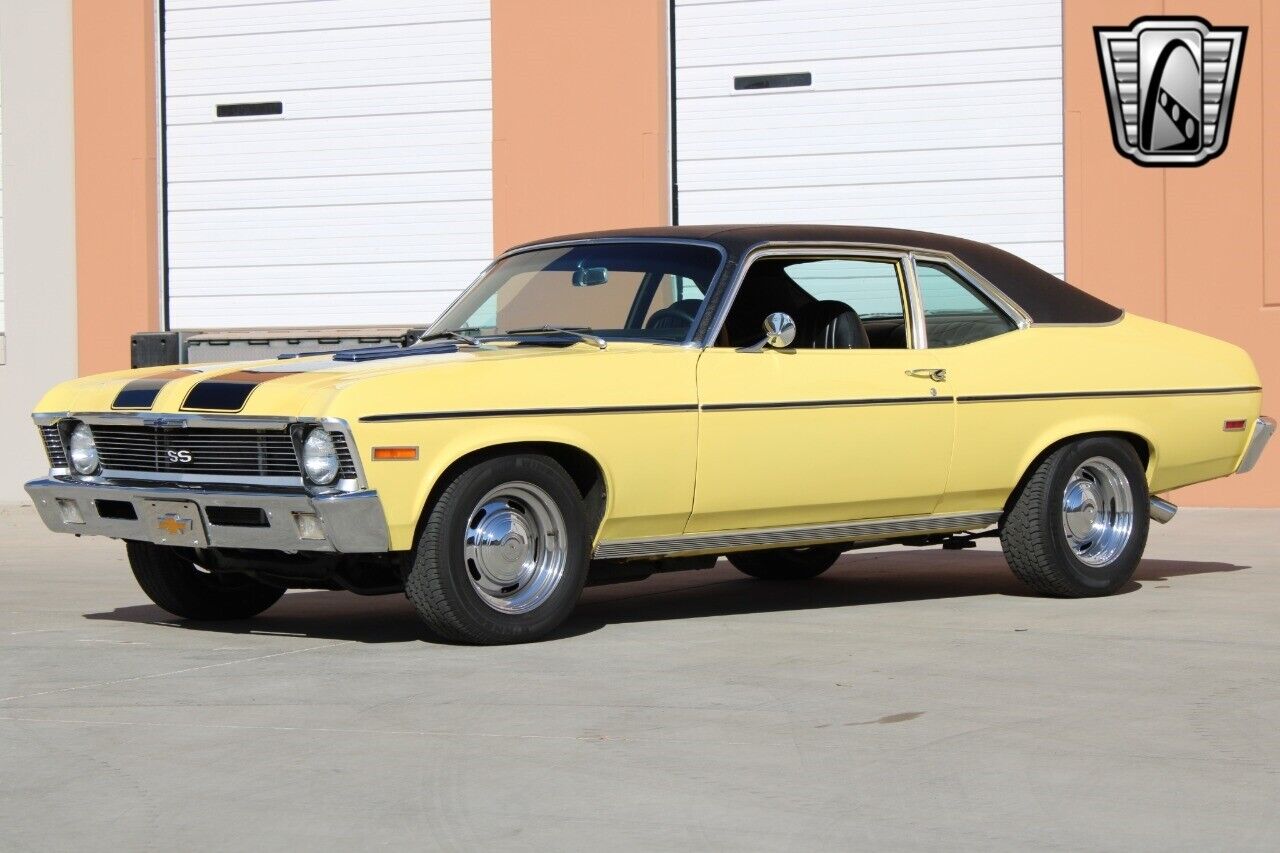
[351,411,699,551]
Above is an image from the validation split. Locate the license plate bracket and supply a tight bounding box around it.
[143,499,209,548]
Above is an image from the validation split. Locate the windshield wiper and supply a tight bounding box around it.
[502,326,608,350]
[414,329,483,347]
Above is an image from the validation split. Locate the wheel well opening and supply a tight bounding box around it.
[415,442,608,546]
[1003,431,1152,516]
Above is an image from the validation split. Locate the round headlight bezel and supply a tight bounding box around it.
[301,427,340,486]
[67,422,101,476]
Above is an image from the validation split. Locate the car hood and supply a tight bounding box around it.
[35,341,699,418]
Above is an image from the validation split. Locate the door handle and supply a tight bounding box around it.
[906,368,947,382]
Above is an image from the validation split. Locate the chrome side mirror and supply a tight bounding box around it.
[738,312,796,352]
[763,312,796,349]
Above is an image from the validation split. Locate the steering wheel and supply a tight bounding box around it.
[646,300,701,332]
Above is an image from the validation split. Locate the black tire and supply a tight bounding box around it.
[728,546,841,580]
[126,540,285,619]
[1001,436,1149,597]
[405,454,590,644]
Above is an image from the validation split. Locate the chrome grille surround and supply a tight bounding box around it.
[31,412,364,491]
[93,425,301,477]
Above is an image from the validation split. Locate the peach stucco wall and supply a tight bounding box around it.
[72,0,159,376]
[490,0,670,252]
[1064,0,1279,506]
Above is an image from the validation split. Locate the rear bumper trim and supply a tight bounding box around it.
[1236,415,1275,474]
[23,477,390,553]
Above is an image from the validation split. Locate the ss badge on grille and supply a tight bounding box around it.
[1095,17,1246,167]
[167,449,193,464]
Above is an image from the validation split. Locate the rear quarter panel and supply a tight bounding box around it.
[935,314,1261,514]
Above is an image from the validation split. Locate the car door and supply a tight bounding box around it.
[905,256,1026,516]
[686,251,957,534]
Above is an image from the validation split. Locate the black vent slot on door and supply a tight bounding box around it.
[216,101,283,118]
[734,72,812,91]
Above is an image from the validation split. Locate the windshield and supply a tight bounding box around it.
[429,242,724,344]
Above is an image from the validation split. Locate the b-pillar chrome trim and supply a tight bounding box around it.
[593,510,1003,560]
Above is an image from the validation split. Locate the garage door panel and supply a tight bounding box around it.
[168,203,492,268]
[674,0,1064,279]
[165,80,492,125]
[163,0,492,328]
[168,170,491,211]
[678,179,1064,229]
[168,261,480,328]
[677,45,1061,98]
[164,22,491,95]
[676,79,1062,134]
[679,145,1062,191]
[166,0,488,39]
[169,288,467,329]
[677,0,1062,66]
[166,111,491,161]
[678,115,1062,161]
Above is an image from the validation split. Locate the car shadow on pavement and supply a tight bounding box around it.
[81,549,1249,644]
[570,551,1249,628]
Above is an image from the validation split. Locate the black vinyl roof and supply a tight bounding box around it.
[513,224,1122,325]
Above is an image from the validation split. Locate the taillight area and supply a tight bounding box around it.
[1223,419,1248,432]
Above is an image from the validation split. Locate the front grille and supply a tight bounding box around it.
[40,425,68,468]
[92,426,303,478]
[330,431,358,479]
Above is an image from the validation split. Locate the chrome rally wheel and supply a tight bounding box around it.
[463,482,568,614]
[405,454,589,644]
[1001,436,1149,598]
[1060,456,1135,568]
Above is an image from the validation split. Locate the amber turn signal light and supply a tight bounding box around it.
[372,446,419,461]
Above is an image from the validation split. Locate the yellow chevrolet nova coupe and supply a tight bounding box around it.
[26,226,1274,644]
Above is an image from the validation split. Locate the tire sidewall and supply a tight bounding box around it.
[1042,437,1150,594]
[419,455,590,642]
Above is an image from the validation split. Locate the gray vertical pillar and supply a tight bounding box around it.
[0,0,78,502]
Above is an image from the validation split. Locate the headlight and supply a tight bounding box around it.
[68,423,101,475]
[301,428,340,485]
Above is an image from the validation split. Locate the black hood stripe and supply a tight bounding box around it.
[180,369,302,413]
[112,369,199,410]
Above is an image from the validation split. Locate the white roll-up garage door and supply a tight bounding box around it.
[162,0,492,328]
[673,0,1064,278]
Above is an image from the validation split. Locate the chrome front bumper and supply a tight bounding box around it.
[24,477,390,553]
[1236,416,1276,474]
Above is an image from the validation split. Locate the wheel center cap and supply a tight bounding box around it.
[1063,481,1100,539]
[499,533,526,563]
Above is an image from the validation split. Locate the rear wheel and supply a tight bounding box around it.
[729,546,841,580]
[405,454,590,644]
[1001,436,1149,597]
[126,541,285,619]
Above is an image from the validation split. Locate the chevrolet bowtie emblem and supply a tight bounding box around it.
[1095,17,1247,167]
[158,514,192,536]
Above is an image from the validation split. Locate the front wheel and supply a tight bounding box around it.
[405,454,590,644]
[729,546,841,580]
[1001,436,1149,597]
[126,541,285,619]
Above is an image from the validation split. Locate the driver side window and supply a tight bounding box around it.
[718,256,910,349]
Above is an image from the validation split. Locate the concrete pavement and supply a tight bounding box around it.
[1,504,1277,851]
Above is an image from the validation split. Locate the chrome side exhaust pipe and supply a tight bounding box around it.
[1149,496,1178,524]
